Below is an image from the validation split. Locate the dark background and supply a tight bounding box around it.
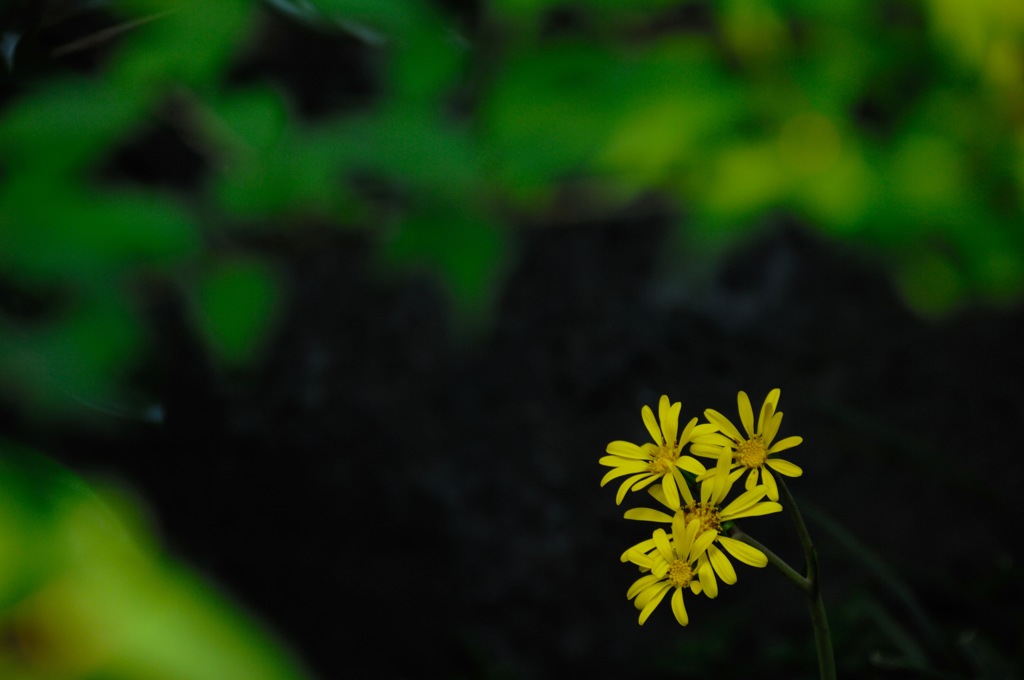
[3,1,1024,679]
[15,217,1024,679]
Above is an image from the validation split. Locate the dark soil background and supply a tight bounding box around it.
[4,3,1024,679]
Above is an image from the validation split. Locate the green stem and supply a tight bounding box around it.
[732,480,837,680]
[730,529,810,595]
[778,477,836,680]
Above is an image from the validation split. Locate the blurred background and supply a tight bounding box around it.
[1,0,1023,678]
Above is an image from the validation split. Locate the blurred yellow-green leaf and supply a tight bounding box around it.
[0,442,313,680]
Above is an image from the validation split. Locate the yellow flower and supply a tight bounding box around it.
[690,388,803,501]
[623,514,718,626]
[600,395,716,506]
[622,453,781,596]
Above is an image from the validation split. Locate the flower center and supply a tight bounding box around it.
[681,502,721,535]
[668,559,693,588]
[735,437,767,468]
[646,444,678,476]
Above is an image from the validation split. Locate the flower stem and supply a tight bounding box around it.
[730,529,810,595]
[732,480,836,680]
[806,585,836,680]
[778,477,836,680]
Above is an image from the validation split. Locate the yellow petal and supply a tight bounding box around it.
[695,467,715,483]
[630,474,660,493]
[691,432,732,447]
[723,500,783,521]
[764,411,783,445]
[768,436,803,454]
[676,415,698,448]
[710,450,732,504]
[737,391,755,438]
[708,543,737,585]
[757,392,776,437]
[662,398,681,447]
[691,528,718,559]
[698,559,718,599]
[704,409,744,443]
[647,483,673,510]
[661,474,680,511]
[681,515,700,551]
[605,440,648,458]
[721,486,768,516]
[699,471,713,505]
[599,455,648,469]
[621,537,657,562]
[616,473,649,504]
[600,463,647,487]
[671,587,689,626]
[672,513,690,549]
[676,455,706,476]
[766,458,803,477]
[672,467,694,508]
[652,528,673,562]
[638,584,671,625]
[624,549,655,570]
[691,422,720,437]
[689,443,728,458]
[642,404,662,444]
[627,573,660,599]
[624,507,674,523]
[762,466,779,501]
[718,535,768,567]
[634,581,662,610]
[744,468,758,491]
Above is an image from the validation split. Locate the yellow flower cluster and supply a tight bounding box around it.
[600,390,803,626]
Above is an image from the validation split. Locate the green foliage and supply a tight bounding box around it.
[110,0,253,90]
[381,200,504,313]
[0,178,199,281]
[1,0,1023,418]
[0,293,143,418]
[191,257,282,369]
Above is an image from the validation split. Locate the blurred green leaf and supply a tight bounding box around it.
[0,293,144,420]
[110,0,252,91]
[0,79,147,177]
[306,0,422,35]
[213,86,290,151]
[0,179,200,282]
[959,217,1024,305]
[382,205,504,316]
[339,104,480,199]
[481,42,636,202]
[214,124,357,221]
[192,258,282,369]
